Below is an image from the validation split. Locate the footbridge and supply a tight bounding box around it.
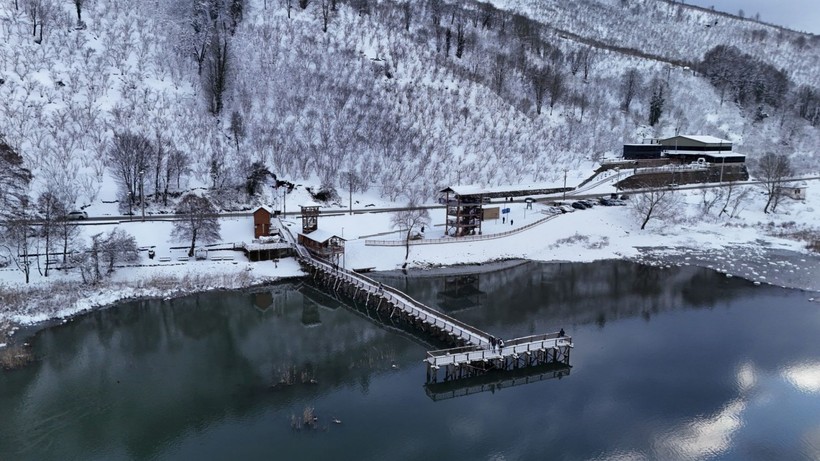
[281,221,573,383]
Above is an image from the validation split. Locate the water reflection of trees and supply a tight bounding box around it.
[377,261,753,332]
[0,284,423,460]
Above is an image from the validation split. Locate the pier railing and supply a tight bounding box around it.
[282,219,573,384]
[425,334,573,368]
[282,221,491,347]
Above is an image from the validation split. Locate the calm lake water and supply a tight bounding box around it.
[2,261,819,460]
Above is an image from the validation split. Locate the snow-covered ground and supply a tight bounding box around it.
[2,180,819,346]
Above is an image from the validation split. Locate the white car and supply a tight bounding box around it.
[66,211,88,220]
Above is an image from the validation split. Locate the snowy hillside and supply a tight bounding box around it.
[0,0,818,210]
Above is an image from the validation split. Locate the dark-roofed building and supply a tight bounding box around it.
[623,135,745,165]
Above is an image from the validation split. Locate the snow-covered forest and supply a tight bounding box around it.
[1,0,818,212]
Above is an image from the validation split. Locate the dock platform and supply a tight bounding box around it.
[281,221,573,384]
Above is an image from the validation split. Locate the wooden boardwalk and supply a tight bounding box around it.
[281,221,573,384]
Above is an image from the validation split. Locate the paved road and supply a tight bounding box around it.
[11,176,820,226]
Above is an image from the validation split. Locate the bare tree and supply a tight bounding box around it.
[204,25,230,115]
[390,203,430,264]
[77,229,138,285]
[320,0,330,32]
[754,152,792,213]
[73,0,85,24]
[173,194,222,257]
[101,228,139,274]
[35,192,65,277]
[2,204,35,284]
[152,131,167,202]
[620,68,641,112]
[229,110,245,152]
[229,0,244,33]
[698,187,724,217]
[401,1,411,30]
[491,53,508,94]
[108,132,152,216]
[548,69,565,115]
[166,147,190,196]
[190,4,213,76]
[582,48,595,82]
[55,211,81,264]
[23,0,41,37]
[455,23,465,58]
[630,185,682,230]
[529,65,550,115]
[0,136,33,221]
[24,0,54,43]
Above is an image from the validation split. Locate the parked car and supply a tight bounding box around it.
[66,210,88,220]
[579,199,595,208]
[571,201,587,210]
[559,205,574,213]
[548,206,563,214]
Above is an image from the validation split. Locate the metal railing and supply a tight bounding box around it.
[425,333,573,367]
[365,213,561,247]
[281,219,490,347]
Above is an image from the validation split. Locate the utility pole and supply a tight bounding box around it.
[282,188,286,217]
[563,169,568,200]
[346,171,354,215]
[720,158,725,183]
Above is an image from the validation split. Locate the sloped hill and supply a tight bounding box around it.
[493,0,820,86]
[0,0,817,211]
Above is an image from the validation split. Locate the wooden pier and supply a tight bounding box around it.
[281,221,573,384]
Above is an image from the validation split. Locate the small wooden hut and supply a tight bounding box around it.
[253,206,272,238]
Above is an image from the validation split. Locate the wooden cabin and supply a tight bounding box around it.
[298,229,345,264]
[253,206,272,238]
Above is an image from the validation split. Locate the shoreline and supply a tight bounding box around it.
[3,245,818,351]
[0,272,304,350]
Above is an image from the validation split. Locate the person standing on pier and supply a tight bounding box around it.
[489,336,496,351]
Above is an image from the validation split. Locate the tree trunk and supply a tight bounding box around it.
[189,229,197,257]
[44,233,50,277]
[62,228,69,263]
[763,194,773,213]
[404,229,411,260]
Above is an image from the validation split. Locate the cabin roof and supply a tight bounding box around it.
[298,228,345,243]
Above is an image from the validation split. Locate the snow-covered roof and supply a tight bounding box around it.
[781,181,808,189]
[665,135,732,145]
[441,182,569,197]
[253,205,273,214]
[299,228,345,243]
[440,185,486,196]
[300,200,321,208]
